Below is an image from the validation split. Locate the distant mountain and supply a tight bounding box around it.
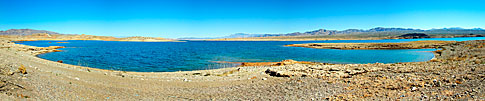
[205,27,485,39]
[222,33,264,38]
[4,28,485,40]
[179,33,265,39]
[0,29,63,36]
[255,27,425,37]
[472,28,484,30]
[0,29,176,42]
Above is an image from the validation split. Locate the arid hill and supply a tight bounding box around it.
[204,27,485,41]
[0,29,176,42]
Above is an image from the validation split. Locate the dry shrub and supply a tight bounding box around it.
[18,65,27,74]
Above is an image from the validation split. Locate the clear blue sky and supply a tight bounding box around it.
[1,0,484,38]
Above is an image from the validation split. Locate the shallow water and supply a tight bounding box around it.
[17,37,484,72]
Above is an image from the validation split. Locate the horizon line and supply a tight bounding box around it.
[1,26,484,38]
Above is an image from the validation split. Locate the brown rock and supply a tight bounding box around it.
[281,59,297,64]
[18,65,27,74]
[455,80,462,84]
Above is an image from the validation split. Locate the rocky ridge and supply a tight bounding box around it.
[0,29,62,36]
[203,27,485,39]
[0,29,176,42]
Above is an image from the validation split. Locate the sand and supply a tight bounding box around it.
[0,38,344,100]
[1,38,484,100]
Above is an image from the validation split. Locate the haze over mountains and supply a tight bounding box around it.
[2,27,485,39]
[181,27,485,39]
[0,29,64,36]
[0,29,175,42]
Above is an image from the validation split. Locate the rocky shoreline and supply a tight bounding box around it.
[0,38,484,100]
[285,40,456,49]
[271,40,485,100]
[208,34,484,41]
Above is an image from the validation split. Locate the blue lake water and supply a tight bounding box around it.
[16,37,485,72]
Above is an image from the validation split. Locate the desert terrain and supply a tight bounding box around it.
[1,37,483,100]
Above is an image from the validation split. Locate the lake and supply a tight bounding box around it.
[16,37,485,72]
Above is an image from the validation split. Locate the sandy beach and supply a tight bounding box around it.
[1,38,484,100]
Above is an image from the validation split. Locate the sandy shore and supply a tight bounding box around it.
[1,38,484,100]
[0,38,347,100]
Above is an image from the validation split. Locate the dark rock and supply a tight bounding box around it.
[398,33,430,39]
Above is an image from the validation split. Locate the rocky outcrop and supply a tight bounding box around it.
[396,33,430,39]
[264,63,381,78]
[7,43,65,55]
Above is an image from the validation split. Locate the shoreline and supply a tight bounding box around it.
[13,39,185,42]
[1,38,298,100]
[1,38,484,100]
[11,41,237,74]
[27,41,436,73]
[5,39,481,75]
[204,35,484,41]
[285,40,455,50]
[9,39,463,74]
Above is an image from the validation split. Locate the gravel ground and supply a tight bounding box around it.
[0,39,484,100]
[267,40,485,100]
[0,39,346,100]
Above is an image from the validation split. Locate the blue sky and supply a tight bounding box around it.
[1,0,484,38]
